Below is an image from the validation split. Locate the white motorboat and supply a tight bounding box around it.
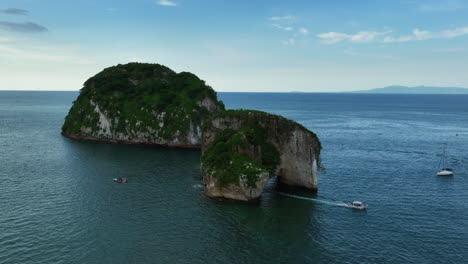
[347,201,367,210]
[437,168,454,176]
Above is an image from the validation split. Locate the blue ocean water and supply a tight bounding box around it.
[0,91,467,263]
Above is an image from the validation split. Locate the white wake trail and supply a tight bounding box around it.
[278,192,348,207]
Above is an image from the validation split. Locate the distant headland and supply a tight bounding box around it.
[351,85,468,94]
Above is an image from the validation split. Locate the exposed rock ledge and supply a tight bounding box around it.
[201,110,321,201]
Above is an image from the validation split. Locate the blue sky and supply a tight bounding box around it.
[1,0,468,92]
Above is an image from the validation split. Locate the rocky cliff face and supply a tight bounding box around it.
[201,110,321,201]
[62,63,224,148]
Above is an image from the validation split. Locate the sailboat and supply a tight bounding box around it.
[436,144,454,176]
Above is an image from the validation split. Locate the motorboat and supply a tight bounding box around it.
[113,178,128,183]
[347,201,367,210]
[437,168,454,176]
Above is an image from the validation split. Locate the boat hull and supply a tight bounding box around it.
[113,178,128,183]
[437,171,454,176]
[347,203,368,210]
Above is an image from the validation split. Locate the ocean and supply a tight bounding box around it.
[0,91,467,263]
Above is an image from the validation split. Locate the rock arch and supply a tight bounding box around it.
[201,110,321,201]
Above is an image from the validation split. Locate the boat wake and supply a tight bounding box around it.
[278,192,349,207]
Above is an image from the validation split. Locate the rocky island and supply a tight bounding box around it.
[201,110,321,201]
[63,63,321,202]
[62,63,224,147]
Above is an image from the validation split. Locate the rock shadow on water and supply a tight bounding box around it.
[203,176,325,263]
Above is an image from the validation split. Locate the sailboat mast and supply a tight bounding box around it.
[439,143,447,169]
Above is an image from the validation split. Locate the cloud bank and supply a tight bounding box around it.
[0,8,28,16]
[272,24,293,31]
[0,22,48,33]
[383,27,468,43]
[268,15,294,21]
[318,26,468,44]
[317,31,389,44]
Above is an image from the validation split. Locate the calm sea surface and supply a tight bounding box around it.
[0,91,467,263]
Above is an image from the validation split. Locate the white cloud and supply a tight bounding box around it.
[157,0,177,7]
[268,15,294,21]
[299,27,309,35]
[383,29,430,43]
[441,27,468,38]
[281,38,296,46]
[383,27,468,43]
[317,32,348,44]
[419,0,464,12]
[343,49,400,60]
[432,47,465,52]
[0,36,10,42]
[317,31,389,44]
[317,26,468,44]
[272,24,293,31]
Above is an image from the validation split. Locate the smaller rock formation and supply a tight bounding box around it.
[201,110,321,201]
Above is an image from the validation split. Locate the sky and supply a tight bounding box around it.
[1,0,468,92]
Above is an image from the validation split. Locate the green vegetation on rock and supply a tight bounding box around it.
[205,109,322,150]
[62,63,224,144]
[202,111,282,188]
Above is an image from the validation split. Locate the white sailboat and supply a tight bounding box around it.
[437,169,453,176]
[436,145,454,176]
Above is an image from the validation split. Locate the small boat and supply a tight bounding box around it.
[347,201,368,210]
[113,178,128,183]
[436,144,454,176]
[437,168,454,176]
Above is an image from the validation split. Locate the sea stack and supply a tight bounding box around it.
[62,63,322,202]
[62,63,224,148]
[201,110,321,201]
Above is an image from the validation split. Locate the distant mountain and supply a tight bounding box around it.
[353,85,468,94]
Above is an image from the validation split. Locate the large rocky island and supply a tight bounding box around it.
[63,63,321,201]
[62,63,224,147]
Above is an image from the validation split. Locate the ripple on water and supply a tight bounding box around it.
[1,92,468,264]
